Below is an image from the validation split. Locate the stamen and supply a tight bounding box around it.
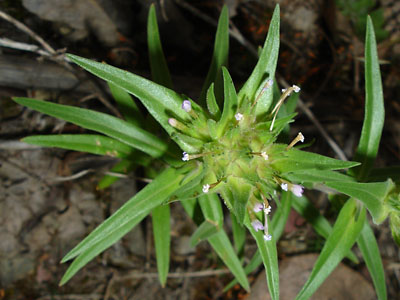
[286,132,305,150]
[269,84,299,131]
[235,113,244,121]
[251,220,264,232]
[252,79,274,107]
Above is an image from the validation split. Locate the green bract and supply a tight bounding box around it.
[12,4,398,300]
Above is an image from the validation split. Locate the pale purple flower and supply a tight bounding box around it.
[182,100,192,112]
[202,184,210,193]
[168,118,177,127]
[251,220,264,232]
[291,184,304,197]
[281,183,288,191]
[235,113,243,121]
[253,202,264,213]
[263,234,272,241]
[182,152,189,161]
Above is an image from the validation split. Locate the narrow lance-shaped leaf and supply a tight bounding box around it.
[61,167,183,263]
[199,5,229,105]
[350,16,385,181]
[295,199,366,300]
[326,179,394,224]
[198,193,250,291]
[108,82,144,126]
[147,4,173,89]
[238,5,280,116]
[152,204,171,287]
[216,67,238,138]
[66,54,190,144]
[245,214,279,300]
[357,221,387,300]
[13,97,167,158]
[23,134,133,158]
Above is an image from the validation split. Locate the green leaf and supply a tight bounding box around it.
[147,4,173,89]
[108,82,144,126]
[227,176,252,224]
[65,54,190,148]
[190,219,220,247]
[199,5,229,104]
[292,195,358,263]
[216,67,238,138]
[270,190,292,240]
[206,83,221,118]
[231,212,246,256]
[295,199,366,300]
[23,134,133,158]
[271,146,360,174]
[325,180,394,224]
[152,204,171,287]
[390,212,400,247]
[198,194,250,291]
[357,221,387,300]
[238,5,280,116]
[14,97,167,158]
[245,215,279,300]
[350,16,385,181]
[284,169,356,185]
[60,167,184,285]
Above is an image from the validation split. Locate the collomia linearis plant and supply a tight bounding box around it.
[12,3,400,300]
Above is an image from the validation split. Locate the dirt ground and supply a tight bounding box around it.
[0,0,399,299]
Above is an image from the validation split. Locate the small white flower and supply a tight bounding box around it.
[291,184,304,197]
[293,85,301,93]
[202,184,210,193]
[264,206,272,215]
[261,151,269,160]
[253,202,264,213]
[298,132,304,143]
[281,88,287,93]
[181,100,192,112]
[251,220,264,232]
[281,183,288,191]
[263,234,272,241]
[182,152,189,161]
[168,118,177,127]
[235,113,243,121]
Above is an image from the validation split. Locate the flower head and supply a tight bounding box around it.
[291,184,304,197]
[253,202,264,213]
[168,118,177,127]
[181,100,192,112]
[264,205,272,215]
[293,85,301,93]
[251,220,264,232]
[281,183,288,191]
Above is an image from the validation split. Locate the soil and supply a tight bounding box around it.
[0,0,399,299]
